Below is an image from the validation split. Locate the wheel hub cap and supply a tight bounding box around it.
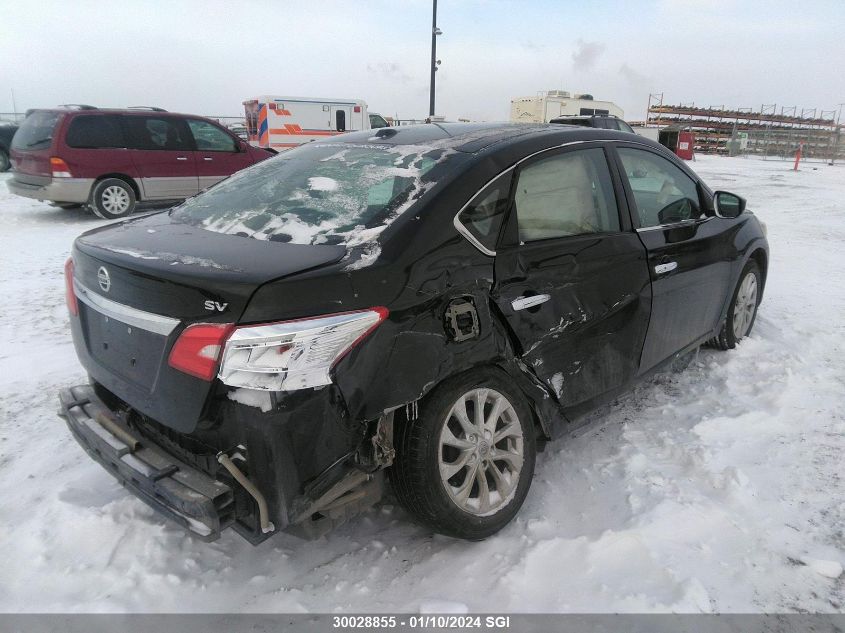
[438,388,524,516]
[102,186,130,214]
[732,271,758,339]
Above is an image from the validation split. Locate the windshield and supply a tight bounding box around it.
[172,142,456,245]
[11,111,62,150]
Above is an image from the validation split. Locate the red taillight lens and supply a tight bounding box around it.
[168,323,234,381]
[50,157,71,178]
[64,258,78,316]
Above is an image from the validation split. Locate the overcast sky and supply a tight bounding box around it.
[1,0,843,122]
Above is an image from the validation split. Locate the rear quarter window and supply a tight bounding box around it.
[66,115,126,148]
[11,111,61,151]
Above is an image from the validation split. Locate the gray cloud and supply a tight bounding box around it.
[366,62,412,84]
[572,39,606,70]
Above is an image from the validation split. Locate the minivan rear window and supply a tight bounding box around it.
[11,111,62,151]
[66,114,126,148]
[172,142,459,245]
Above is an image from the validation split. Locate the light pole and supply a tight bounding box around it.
[429,0,442,117]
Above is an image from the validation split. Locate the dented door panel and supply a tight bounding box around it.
[493,233,651,408]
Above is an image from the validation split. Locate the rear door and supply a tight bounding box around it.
[492,144,651,408]
[612,144,733,372]
[122,114,199,199]
[10,110,63,178]
[185,118,254,191]
[330,105,351,132]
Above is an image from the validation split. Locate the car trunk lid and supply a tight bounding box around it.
[71,212,346,432]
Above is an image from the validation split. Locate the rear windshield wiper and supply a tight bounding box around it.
[26,137,52,147]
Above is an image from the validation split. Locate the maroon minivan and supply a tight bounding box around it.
[8,106,273,218]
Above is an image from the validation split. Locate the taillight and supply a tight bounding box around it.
[168,323,234,381]
[64,258,78,316]
[50,157,71,178]
[218,307,388,391]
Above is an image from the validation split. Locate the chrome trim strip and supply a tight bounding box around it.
[73,279,180,336]
[452,140,587,256]
[635,217,712,233]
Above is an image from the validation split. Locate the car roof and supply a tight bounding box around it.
[24,107,210,119]
[326,122,646,154]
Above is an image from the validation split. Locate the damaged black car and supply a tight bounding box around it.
[60,123,769,543]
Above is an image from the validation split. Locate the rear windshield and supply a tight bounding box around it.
[171,142,457,245]
[11,111,61,150]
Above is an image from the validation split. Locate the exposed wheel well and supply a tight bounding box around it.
[392,362,551,443]
[94,174,141,200]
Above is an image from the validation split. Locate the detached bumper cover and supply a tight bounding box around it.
[59,384,235,541]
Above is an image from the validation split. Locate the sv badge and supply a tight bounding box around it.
[204,300,229,312]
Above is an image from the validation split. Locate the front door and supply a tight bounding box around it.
[613,144,734,372]
[186,118,254,191]
[122,114,199,199]
[493,145,651,409]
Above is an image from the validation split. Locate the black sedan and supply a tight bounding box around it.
[59,123,768,543]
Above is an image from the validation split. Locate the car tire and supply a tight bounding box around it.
[90,178,136,219]
[711,260,761,350]
[389,368,536,540]
[0,149,10,172]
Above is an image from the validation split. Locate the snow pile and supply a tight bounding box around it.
[0,156,844,613]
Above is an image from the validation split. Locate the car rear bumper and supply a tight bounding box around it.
[8,175,93,203]
[58,384,237,541]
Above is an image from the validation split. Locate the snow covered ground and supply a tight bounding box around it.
[0,155,843,613]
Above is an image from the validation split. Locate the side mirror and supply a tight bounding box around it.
[713,191,746,218]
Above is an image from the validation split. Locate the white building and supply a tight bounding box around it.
[510,90,624,123]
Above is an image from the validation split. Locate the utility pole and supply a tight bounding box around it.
[428,0,441,117]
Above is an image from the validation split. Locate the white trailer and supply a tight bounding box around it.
[510,90,624,123]
[244,95,372,150]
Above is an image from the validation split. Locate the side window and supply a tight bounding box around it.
[66,115,125,148]
[617,120,635,134]
[123,116,192,151]
[514,148,620,242]
[457,173,512,252]
[617,147,702,228]
[187,119,238,152]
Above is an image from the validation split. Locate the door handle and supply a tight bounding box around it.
[511,294,550,311]
[203,157,213,161]
[176,156,188,161]
[654,261,678,275]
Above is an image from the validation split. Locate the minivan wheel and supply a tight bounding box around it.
[390,368,536,540]
[711,260,761,350]
[91,178,136,219]
[0,149,10,172]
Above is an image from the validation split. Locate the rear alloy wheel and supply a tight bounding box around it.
[0,149,10,172]
[711,260,761,350]
[90,178,136,219]
[390,369,536,540]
